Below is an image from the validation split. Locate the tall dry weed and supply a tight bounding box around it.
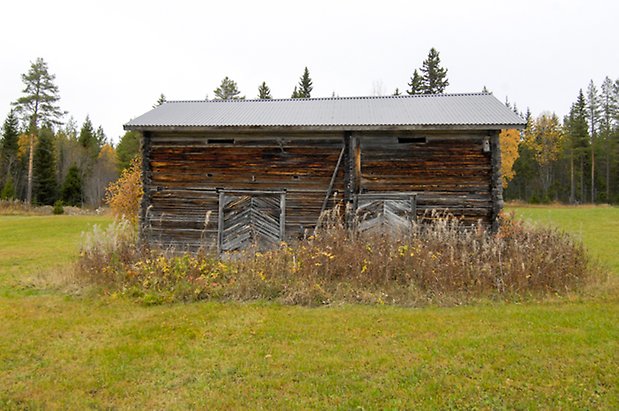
[77,217,139,285]
[74,210,605,306]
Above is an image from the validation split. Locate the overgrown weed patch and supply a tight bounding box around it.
[75,212,606,306]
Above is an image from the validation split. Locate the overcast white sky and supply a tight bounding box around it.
[1,0,617,143]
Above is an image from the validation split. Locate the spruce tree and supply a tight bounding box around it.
[214,77,244,99]
[95,126,107,149]
[11,58,65,204]
[61,165,83,206]
[393,88,401,96]
[0,177,16,200]
[153,93,167,108]
[406,69,423,95]
[116,130,140,171]
[524,107,532,129]
[257,82,272,99]
[420,48,449,94]
[297,67,313,98]
[33,127,57,205]
[1,110,20,182]
[291,86,301,98]
[78,116,99,158]
[565,90,589,203]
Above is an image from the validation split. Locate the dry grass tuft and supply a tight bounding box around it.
[0,199,44,215]
[74,211,606,306]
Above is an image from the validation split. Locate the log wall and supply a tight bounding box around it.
[140,129,501,250]
[142,132,345,250]
[355,131,495,225]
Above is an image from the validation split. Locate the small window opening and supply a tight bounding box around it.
[292,175,300,180]
[208,138,235,144]
[398,137,427,144]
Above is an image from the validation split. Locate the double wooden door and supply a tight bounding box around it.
[217,190,286,253]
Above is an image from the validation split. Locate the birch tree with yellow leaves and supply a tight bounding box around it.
[499,129,520,188]
[521,113,564,199]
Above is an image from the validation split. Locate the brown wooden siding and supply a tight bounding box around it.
[143,132,345,249]
[141,130,500,250]
[356,132,493,225]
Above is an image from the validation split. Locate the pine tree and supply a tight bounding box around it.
[420,48,449,94]
[291,86,301,98]
[11,58,65,204]
[61,165,83,206]
[33,127,57,205]
[406,69,423,95]
[297,67,313,98]
[586,80,602,202]
[393,88,401,96]
[153,93,167,108]
[214,77,244,100]
[257,82,272,99]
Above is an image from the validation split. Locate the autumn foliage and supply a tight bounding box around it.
[499,129,520,188]
[105,157,143,225]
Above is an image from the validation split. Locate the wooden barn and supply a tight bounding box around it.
[124,93,525,252]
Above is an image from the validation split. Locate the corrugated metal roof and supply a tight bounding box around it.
[124,93,526,130]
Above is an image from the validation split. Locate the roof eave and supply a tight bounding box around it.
[123,123,526,133]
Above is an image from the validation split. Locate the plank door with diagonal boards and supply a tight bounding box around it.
[355,192,417,235]
[217,190,286,253]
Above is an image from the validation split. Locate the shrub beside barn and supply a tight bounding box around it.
[124,93,525,252]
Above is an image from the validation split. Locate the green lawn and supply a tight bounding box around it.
[0,215,110,292]
[0,210,618,409]
[507,205,619,274]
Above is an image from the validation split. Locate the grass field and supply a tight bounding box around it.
[1,209,618,409]
[507,205,619,274]
[0,215,110,291]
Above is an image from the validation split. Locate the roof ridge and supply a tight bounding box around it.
[165,92,491,104]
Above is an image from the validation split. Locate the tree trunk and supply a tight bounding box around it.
[591,136,595,203]
[580,157,585,203]
[606,139,610,202]
[569,151,575,204]
[27,133,34,205]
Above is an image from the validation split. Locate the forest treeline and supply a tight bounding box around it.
[1,53,618,207]
[0,58,140,207]
[504,78,619,204]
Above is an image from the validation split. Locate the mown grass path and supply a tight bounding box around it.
[1,210,618,409]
